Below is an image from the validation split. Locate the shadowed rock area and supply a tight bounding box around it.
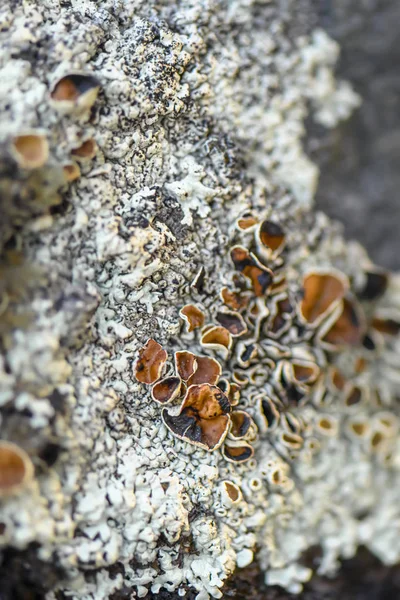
[225,549,400,599]
[2,547,400,599]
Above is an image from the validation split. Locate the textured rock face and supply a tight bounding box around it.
[0,2,399,600]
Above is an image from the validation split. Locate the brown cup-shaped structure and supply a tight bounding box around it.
[71,138,97,160]
[63,162,81,182]
[201,326,232,359]
[268,467,287,486]
[179,304,205,333]
[279,431,303,450]
[223,440,254,463]
[268,312,289,338]
[152,376,182,404]
[175,351,197,381]
[357,268,388,301]
[275,296,293,315]
[345,385,363,408]
[221,480,242,505]
[236,341,258,368]
[346,417,370,439]
[220,287,251,311]
[320,297,366,349]
[187,355,222,386]
[229,410,254,440]
[299,270,348,326]
[316,415,338,437]
[237,213,258,230]
[50,73,100,114]
[370,431,386,452]
[162,383,231,451]
[228,383,241,406]
[259,396,280,431]
[329,367,347,392]
[232,370,249,386]
[11,133,49,169]
[281,382,307,407]
[216,310,247,337]
[256,220,285,256]
[289,360,320,386]
[134,339,167,384]
[354,357,367,374]
[281,412,302,435]
[267,294,293,338]
[230,246,273,297]
[0,441,34,496]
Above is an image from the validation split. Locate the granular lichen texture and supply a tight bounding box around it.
[0,1,399,599]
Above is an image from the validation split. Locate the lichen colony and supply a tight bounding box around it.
[0,1,400,599]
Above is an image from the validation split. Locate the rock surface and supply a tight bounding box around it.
[0,2,399,600]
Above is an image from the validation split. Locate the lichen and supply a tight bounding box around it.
[0,1,398,600]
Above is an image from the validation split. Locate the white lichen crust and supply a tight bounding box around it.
[0,1,398,600]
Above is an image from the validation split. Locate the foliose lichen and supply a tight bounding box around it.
[1,1,399,600]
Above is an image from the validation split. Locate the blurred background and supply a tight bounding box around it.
[308,0,400,270]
